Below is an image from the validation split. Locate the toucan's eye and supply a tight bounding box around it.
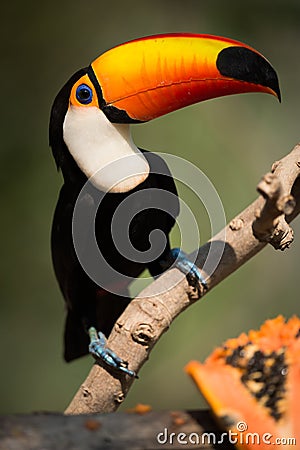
[76,84,93,104]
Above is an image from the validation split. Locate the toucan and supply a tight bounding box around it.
[49,33,280,377]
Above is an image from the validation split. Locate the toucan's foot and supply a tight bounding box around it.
[161,248,208,293]
[88,327,137,378]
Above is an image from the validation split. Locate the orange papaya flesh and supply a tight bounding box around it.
[185,316,300,449]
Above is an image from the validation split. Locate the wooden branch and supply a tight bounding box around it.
[0,410,236,449]
[252,149,300,249]
[65,144,300,415]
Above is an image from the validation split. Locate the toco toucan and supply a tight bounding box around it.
[49,33,280,377]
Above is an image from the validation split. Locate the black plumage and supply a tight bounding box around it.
[49,70,179,361]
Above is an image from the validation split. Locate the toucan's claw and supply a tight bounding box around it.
[161,248,208,294]
[88,327,137,378]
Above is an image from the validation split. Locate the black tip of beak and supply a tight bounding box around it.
[217,46,281,102]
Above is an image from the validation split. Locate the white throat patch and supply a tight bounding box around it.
[63,106,150,193]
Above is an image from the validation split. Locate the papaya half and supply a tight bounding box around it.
[185,316,300,450]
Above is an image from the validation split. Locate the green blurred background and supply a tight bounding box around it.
[1,0,299,413]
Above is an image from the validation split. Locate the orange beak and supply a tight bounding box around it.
[86,33,280,123]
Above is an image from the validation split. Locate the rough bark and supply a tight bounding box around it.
[0,410,236,450]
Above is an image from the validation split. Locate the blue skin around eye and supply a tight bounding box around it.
[76,84,93,104]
